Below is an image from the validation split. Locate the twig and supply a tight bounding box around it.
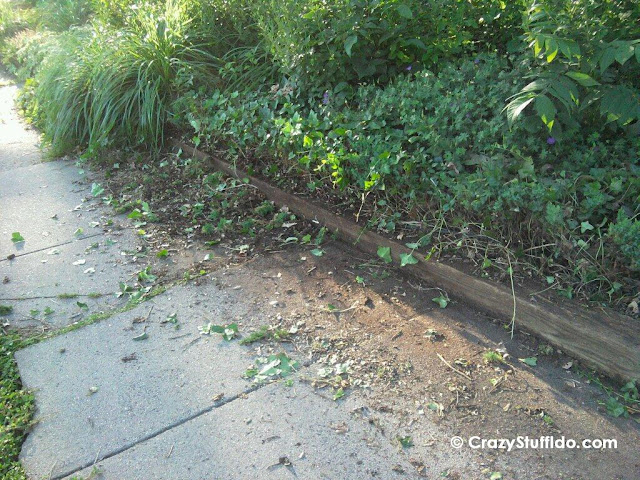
[437,353,471,380]
[324,301,359,313]
[507,253,517,339]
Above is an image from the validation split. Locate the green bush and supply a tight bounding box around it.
[252,0,529,99]
[507,0,640,139]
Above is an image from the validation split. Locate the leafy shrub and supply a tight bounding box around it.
[1,29,56,80]
[252,0,529,98]
[507,0,640,139]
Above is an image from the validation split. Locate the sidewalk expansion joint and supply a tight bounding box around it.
[50,382,266,480]
[1,233,104,262]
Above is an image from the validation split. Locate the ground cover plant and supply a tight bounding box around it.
[0,0,638,311]
[0,334,34,480]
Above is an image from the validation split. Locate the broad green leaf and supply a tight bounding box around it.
[505,95,535,125]
[404,38,426,50]
[344,35,358,57]
[397,4,413,19]
[599,47,617,73]
[565,71,600,87]
[520,79,548,93]
[132,332,148,341]
[535,95,557,130]
[156,249,168,258]
[557,39,580,60]
[128,209,143,219]
[544,38,558,62]
[533,37,542,57]
[405,242,420,249]
[377,246,392,263]
[310,248,324,257]
[601,86,638,124]
[400,253,418,266]
[76,301,88,309]
[615,43,635,65]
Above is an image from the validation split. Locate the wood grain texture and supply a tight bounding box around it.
[176,141,640,382]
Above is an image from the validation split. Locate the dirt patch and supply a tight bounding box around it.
[214,245,640,479]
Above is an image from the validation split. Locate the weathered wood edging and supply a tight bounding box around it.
[176,141,640,382]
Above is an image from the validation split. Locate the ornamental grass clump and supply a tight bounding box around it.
[31,0,220,156]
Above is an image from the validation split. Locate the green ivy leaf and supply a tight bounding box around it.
[11,232,24,243]
[605,396,628,418]
[432,294,448,308]
[399,253,418,266]
[580,221,594,233]
[91,183,104,197]
[377,246,392,263]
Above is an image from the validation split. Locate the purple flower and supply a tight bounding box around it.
[547,136,556,145]
[466,113,471,119]
[405,65,412,71]
[322,91,330,105]
[474,58,480,64]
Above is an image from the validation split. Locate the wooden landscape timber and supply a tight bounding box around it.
[176,141,640,383]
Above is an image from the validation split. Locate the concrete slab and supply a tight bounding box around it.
[16,283,264,479]
[64,382,421,480]
[1,231,144,328]
[0,161,114,255]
